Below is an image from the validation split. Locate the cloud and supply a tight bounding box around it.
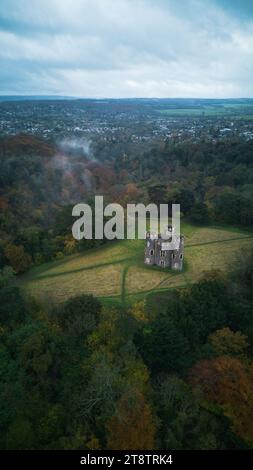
[0,0,253,97]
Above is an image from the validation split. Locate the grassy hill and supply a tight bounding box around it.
[20,222,253,306]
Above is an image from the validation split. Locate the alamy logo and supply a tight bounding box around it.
[72,196,181,250]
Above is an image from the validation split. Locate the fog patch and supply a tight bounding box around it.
[57,137,95,160]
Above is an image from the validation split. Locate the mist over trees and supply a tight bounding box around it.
[0,125,253,449]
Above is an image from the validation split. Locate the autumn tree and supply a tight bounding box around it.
[64,236,77,255]
[107,390,156,450]
[156,376,226,450]
[130,301,148,323]
[4,244,32,273]
[209,327,249,359]
[123,183,140,204]
[189,357,253,445]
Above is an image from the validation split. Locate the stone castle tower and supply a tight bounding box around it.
[144,225,184,270]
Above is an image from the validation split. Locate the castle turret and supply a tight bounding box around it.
[144,228,184,270]
[144,232,156,265]
[171,235,184,271]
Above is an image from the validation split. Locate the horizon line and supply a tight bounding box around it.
[1,95,253,100]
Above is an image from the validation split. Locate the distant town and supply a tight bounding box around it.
[1,97,253,144]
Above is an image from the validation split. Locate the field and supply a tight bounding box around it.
[20,223,253,306]
[158,103,253,118]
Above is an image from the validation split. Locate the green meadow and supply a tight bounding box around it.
[20,222,253,306]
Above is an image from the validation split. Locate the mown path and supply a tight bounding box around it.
[20,227,253,306]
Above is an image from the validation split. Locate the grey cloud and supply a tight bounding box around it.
[0,0,253,97]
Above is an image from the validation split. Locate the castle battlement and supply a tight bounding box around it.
[144,225,184,270]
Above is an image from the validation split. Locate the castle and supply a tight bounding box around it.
[144,225,184,270]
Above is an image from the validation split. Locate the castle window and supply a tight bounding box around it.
[172,253,175,259]
[150,249,154,255]
[160,251,165,257]
[180,254,183,259]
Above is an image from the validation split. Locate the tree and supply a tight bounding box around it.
[232,248,253,290]
[147,184,167,205]
[189,202,210,225]
[0,285,27,327]
[130,301,147,322]
[189,357,253,445]
[123,183,140,204]
[9,322,62,381]
[64,237,77,255]
[5,417,34,450]
[209,327,249,359]
[0,266,15,288]
[4,244,32,273]
[156,376,225,450]
[107,390,156,450]
[57,294,101,338]
[214,191,253,226]
[176,274,228,345]
[53,205,75,237]
[135,316,191,373]
[178,188,195,215]
[0,345,26,447]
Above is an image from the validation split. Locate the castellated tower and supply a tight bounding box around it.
[144,225,184,270]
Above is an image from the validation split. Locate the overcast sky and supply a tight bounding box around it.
[0,0,253,98]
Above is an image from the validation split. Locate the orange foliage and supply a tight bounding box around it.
[107,390,156,450]
[4,244,32,273]
[0,134,54,158]
[88,163,116,191]
[189,356,253,444]
[125,183,140,201]
[0,196,8,211]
